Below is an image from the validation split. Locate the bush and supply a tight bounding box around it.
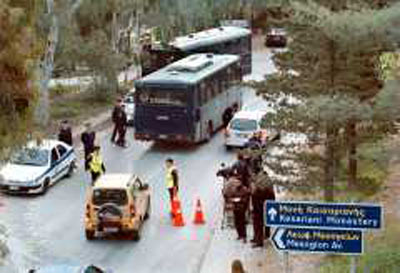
[49,84,80,98]
[320,222,400,273]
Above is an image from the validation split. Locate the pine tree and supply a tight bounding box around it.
[254,0,400,201]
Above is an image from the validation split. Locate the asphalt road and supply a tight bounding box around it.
[0,46,275,273]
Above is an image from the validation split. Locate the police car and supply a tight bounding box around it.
[0,139,76,194]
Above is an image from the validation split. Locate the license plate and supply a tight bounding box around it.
[104,227,118,233]
[9,186,19,191]
[159,134,168,139]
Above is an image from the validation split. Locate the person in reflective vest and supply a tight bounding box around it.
[88,146,106,185]
[165,158,179,202]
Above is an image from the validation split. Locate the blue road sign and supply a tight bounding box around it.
[272,228,363,255]
[265,201,382,230]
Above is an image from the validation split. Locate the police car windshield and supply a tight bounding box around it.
[92,189,128,206]
[10,148,49,166]
[230,118,257,131]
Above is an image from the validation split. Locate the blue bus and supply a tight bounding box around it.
[143,26,252,76]
[134,53,243,143]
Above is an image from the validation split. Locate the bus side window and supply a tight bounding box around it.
[216,72,223,94]
[200,82,207,105]
[235,64,241,83]
[207,79,214,100]
[210,76,218,97]
[222,69,229,90]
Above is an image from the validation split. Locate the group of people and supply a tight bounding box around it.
[57,97,130,186]
[57,118,106,186]
[218,140,275,248]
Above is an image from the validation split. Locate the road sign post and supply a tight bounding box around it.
[351,256,357,273]
[284,251,290,273]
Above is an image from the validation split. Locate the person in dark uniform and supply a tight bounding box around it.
[231,184,250,243]
[111,99,123,143]
[222,106,234,129]
[81,123,96,170]
[263,184,276,239]
[250,179,276,248]
[58,120,73,146]
[231,153,251,188]
[116,104,128,147]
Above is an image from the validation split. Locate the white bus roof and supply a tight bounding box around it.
[135,53,240,86]
[170,26,251,51]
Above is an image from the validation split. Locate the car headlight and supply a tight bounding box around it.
[26,178,40,186]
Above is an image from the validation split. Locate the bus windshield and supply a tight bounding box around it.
[137,89,188,106]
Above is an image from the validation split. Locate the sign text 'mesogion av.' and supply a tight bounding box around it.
[272,228,363,254]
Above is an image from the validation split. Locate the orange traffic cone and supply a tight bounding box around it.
[172,195,185,227]
[193,198,206,225]
[171,195,179,218]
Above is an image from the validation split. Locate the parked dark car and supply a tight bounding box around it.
[265,28,287,47]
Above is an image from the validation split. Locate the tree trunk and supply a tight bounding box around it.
[35,0,57,127]
[324,125,335,202]
[347,120,357,188]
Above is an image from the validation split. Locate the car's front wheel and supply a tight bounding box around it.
[85,229,95,240]
[40,178,50,195]
[66,162,75,178]
[128,229,140,241]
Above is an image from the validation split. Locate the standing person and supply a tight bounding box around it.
[116,104,128,147]
[263,184,276,239]
[111,99,123,143]
[58,120,73,146]
[250,179,276,248]
[165,158,179,202]
[231,153,251,188]
[231,184,250,243]
[232,102,239,113]
[87,146,106,185]
[81,123,96,170]
[222,106,233,129]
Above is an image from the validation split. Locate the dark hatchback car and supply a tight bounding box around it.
[265,28,287,47]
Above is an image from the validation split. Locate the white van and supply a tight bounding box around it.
[224,110,267,149]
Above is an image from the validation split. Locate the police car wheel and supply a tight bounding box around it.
[129,229,140,241]
[40,179,50,195]
[66,163,74,178]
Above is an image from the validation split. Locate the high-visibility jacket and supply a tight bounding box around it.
[89,153,104,174]
[166,166,177,189]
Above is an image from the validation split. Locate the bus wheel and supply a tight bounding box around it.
[206,121,213,141]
